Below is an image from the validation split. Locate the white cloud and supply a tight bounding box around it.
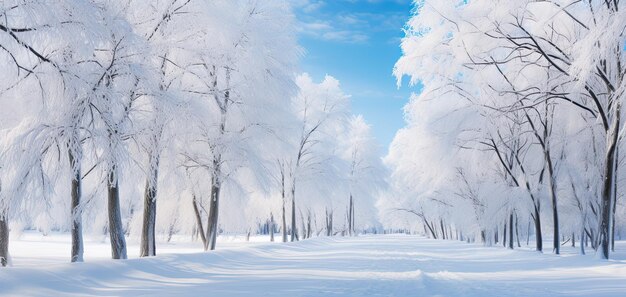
[298,20,369,44]
[300,20,333,31]
[337,14,365,25]
[293,0,410,44]
[292,0,326,13]
[322,30,369,43]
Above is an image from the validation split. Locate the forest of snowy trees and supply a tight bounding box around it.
[0,0,385,266]
[384,0,626,260]
[1,0,625,270]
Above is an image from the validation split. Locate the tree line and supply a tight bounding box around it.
[385,0,625,259]
[0,0,384,266]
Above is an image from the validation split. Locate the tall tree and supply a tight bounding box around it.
[181,0,299,250]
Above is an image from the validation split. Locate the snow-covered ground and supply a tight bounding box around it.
[1,232,626,296]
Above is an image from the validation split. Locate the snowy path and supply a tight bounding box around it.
[1,235,626,296]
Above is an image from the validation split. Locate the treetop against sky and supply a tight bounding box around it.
[292,0,416,149]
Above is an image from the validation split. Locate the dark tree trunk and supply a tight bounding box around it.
[515,214,521,248]
[290,183,297,242]
[545,149,559,255]
[205,70,228,251]
[281,199,287,243]
[424,218,437,239]
[0,216,8,267]
[107,169,127,259]
[69,150,83,263]
[494,227,498,244]
[440,219,446,240]
[207,177,221,250]
[611,209,616,252]
[611,147,618,252]
[140,154,159,257]
[350,198,356,235]
[533,205,543,252]
[598,103,620,260]
[270,213,275,242]
[281,174,287,243]
[140,183,157,256]
[348,194,355,236]
[508,213,514,249]
[325,208,333,236]
[503,221,507,248]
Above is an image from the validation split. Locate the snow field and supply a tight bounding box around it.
[1,233,625,296]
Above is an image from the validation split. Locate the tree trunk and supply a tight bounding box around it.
[306,213,312,238]
[207,177,221,250]
[69,150,83,263]
[533,205,543,252]
[526,221,530,246]
[581,228,586,255]
[494,228,498,244]
[440,219,446,240]
[503,221,507,248]
[508,213,514,249]
[140,154,159,257]
[326,209,330,236]
[424,218,437,239]
[546,151,559,255]
[107,169,127,260]
[350,198,356,235]
[598,102,620,260]
[270,213,275,242]
[515,214,521,248]
[325,208,333,236]
[348,194,355,236]
[611,146,618,252]
[191,195,208,250]
[290,182,297,242]
[611,206,616,252]
[281,198,287,243]
[281,175,287,243]
[300,211,307,239]
[347,194,352,236]
[0,216,8,267]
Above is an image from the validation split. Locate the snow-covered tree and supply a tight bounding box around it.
[179,0,299,251]
[340,115,385,236]
[391,0,626,259]
[280,73,349,241]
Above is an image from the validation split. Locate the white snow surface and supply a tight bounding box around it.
[1,233,626,296]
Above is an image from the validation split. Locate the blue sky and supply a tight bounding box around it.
[292,0,416,150]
